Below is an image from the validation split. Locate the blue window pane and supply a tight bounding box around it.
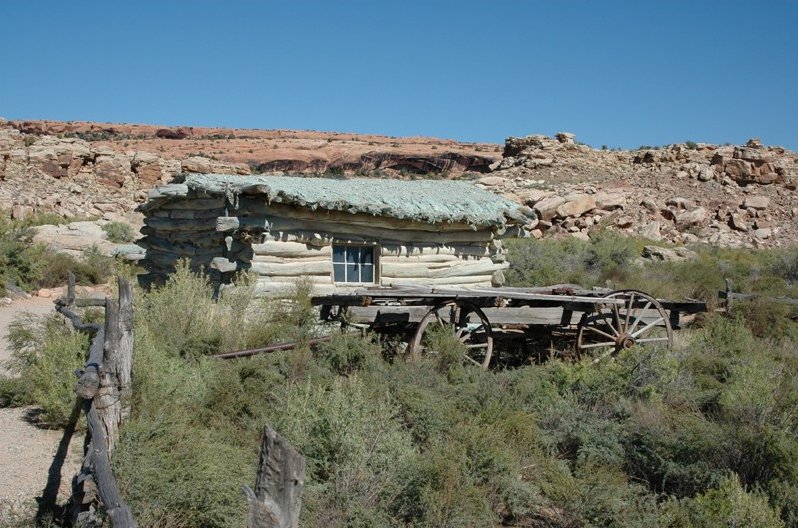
[360,247,373,265]
[346,246,359,264]
[346,263,359,281]
[333,263,346,282]
[360,264,374,283]
[333,245,346,263]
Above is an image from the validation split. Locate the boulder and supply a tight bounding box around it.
[676,207,708,229]
[555,132,576,144]
[94,153,133,187]
[743,196,770,210]
[32,220,118,258]
[640,221,662,241]
[477,175,509,187]
[615,216,634,228]
[594,192,625,210]
[697,166,715,182]
[555,193,596,218]
[754,228,772,239]
[132,151,173,185]
[10,204,34,220]
[520,189,551,206]
[533,195,566,221]
[155,127,191,139]
[729,213,749,232]
[641,245,697,262]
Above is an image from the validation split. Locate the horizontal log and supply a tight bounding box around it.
[344,305,576,326]
[144,217,218,233]
[147,184,189,200]
[381,244,493,258]
[150,208,225,220]
[158,197,224,210]
[251,241,332,258]
[380,254,462,264]
[255,275,333,286]
[265,220,494,244]
[74,297,107,307]
[236,201,481,233]
[381,276,494,286]
[250,261,332,276]
[211,257,238,273]
[381,259,506,279]
[251,255,331,264]
[138,237,222,256]
[217,216,272,232]
[144,250,214,267]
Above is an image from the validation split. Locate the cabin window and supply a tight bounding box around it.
[332,245,376,283]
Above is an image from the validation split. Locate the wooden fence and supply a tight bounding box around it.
[721,278,798,311]
[56,273,136,527]
[52,272,305,528]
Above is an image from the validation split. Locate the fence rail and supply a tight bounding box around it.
[720,278,798,311]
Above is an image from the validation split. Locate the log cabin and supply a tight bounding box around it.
[136,174,536,296]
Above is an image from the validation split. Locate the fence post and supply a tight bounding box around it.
[243,425,306,528]
[725,278,733,313]
[98,296,121,453]
[96,277,135,454]
[67,271,76,306]
[117,277,134,421]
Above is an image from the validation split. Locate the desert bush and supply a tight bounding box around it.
[659,473,785,527]
[314,331,381,375]
[0,312,88,426]
[102,221,136,243]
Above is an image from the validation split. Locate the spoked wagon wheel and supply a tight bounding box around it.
[576,289,672,362]
[408,300,494,369]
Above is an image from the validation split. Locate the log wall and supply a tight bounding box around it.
[139,192,510,295]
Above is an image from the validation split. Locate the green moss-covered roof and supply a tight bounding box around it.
[145,174,535,228]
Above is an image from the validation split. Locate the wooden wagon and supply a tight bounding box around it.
[312,285,707,368]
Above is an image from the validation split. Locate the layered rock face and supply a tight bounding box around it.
[0,122,250,222]
[479,134,798,248]
[9,120,498,177]
[0,119,498,223]
[2,119,797,250]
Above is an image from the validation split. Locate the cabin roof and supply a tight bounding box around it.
[143,174,536,228]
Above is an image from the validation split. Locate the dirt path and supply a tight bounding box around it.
[0,296,83,516]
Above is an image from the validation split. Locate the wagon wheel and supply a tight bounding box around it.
[576,289,672,362]
[409,300,494,369]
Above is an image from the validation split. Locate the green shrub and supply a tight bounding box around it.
[102,221,136,243]
[660,474,785,527]
[1,313,88,426]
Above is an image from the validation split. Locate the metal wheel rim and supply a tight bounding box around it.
[409,300,494,369]
[576,289,673,362]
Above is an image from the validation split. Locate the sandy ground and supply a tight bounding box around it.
[0,296,83,514]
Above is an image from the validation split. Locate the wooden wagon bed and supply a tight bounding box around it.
[312,284,707,367]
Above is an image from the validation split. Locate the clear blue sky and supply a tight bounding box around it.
[2,1,796,149]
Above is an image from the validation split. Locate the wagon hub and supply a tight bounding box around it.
[618,334,636,350]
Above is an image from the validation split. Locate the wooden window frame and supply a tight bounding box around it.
[332,244,378,284]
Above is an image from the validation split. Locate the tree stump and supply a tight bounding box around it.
[244,425,306,528]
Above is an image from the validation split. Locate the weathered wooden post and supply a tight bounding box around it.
[725,278,733,313]
[96,276,135,453]
[244,425,306,528]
